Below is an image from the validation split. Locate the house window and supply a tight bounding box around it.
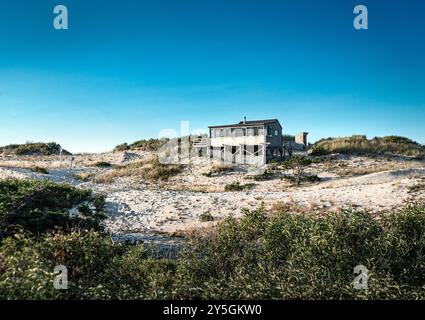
[214,129,223,138]
[231,128,244,137]
[246,127,262,136]
[275,130,278,136]
[267,126,272,136]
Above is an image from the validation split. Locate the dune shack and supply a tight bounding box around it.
[192,118,308,166]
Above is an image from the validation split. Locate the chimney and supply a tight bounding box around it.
[243,116,246,124]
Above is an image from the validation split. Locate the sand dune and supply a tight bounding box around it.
[0,152,424,236]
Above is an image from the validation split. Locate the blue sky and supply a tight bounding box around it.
[0,0,424,153]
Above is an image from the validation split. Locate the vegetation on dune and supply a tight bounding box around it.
[199,212,214,222]
[245,170,275,181]
[114,138,169,152]
[321,158,424,177]
[73,172,95,182]
[30,166,49,175]
[114,135,208,153]
[91,161,112,168]
[94,157,183,184]
[202,164,234,177]
[0,142,71,156]
[311,135,425,157]
[0,179,105,237]
[1,198,425,299]
[175,204,425,299]
[282,134,296,141]
[224,182,255,192]
[281,155,319,186]
[0,230,176,299]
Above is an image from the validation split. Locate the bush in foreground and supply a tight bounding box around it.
[0,179,105,237]
[175,204,425,299]
[1,198,425,299]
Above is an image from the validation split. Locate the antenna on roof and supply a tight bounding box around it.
[243,116,246,124]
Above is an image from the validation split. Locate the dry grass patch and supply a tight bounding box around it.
[93,157,183,184]
[0,162,51,174]
[312,135,425,157]
[73,172,96,182]
[271,201,307,214]
[203,163,234,177]
[91,161,112,168]
[408,176,425,194]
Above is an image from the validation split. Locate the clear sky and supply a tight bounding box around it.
[0,0,424,153]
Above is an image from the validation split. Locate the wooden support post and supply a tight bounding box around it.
[261,143,266,166]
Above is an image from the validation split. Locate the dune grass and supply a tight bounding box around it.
[312,135,425,157]
[93,157,183,184]
[0,142,70,156]
[114,138,169,152]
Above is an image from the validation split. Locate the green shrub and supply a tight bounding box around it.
[2,199,425,299]
[224,182,255,192]
[0,232,60,299]
[199,212,214,222]
[282,155,313,186]
[92,161,112,168]
[282,173,320,184]
[0,179,106,236]
[113,143,129,152]
[38,230,120,299]
[0,230,175,299]
[245,170,275,181]
[107,245,176,299]
[310,145,327,156]
[175,204,425,299]
[30,166,49,174]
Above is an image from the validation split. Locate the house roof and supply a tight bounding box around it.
[209,119,282,129]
